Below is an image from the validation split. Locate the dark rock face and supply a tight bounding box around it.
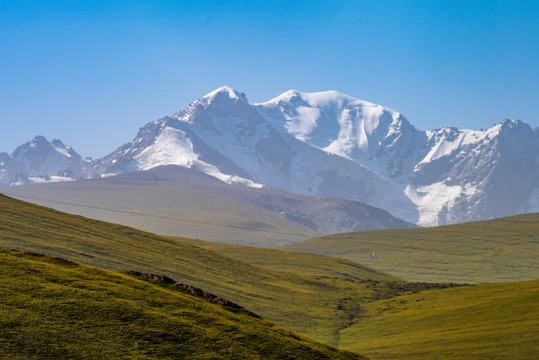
[127,271,257,316]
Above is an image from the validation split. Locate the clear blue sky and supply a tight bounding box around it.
[1,0,538,158]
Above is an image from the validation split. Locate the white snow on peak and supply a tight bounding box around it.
[201,86,248,104]
[135,127,198,170]
[133,126,262,188]
[258,89,377,108]
[417,123,503,166]
[51,142,72,158]
[257,89,402,163]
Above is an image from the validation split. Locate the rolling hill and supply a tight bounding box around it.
[0,247,363,359]
[338,279,539,360]
[2,165,412,247]
[1,193,537,358]
[0,192,400,345]
[280,213,539,283]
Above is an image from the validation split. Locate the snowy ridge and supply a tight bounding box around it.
[2,88,538,227]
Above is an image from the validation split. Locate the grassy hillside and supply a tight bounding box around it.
[2,168,318,247]
[0,193,395,345]
[338,280,539,360]
[281,213,539,283]
[1,193,537,358]
[175,237,400,280]
[0,247,363,359]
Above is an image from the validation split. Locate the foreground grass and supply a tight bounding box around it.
[281,213,539,283]
[0,247,363,359]
[1,194,537,358]
[338,280,539,360]
[0,193,393,345]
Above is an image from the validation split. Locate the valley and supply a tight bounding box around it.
[0,193,537,359]
[4,3,539,359]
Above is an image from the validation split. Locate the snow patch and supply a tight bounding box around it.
[195,161,263,188]
[51,143,72,158]
[28,176,74,183]
[135,127,198,170]
[405,182,463,226]
[285,106,321,141]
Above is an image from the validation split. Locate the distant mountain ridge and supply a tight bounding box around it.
[0,135,87,186]
[2,87,538,226]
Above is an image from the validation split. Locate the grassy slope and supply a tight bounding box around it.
[281,213,539,283]
[2,175,319,247]
[3,166,413,247]
[338,280,539,360]
[175,237,400,281]
[0,193,394,345]
[0,248,363,360]
[2,194,537,358]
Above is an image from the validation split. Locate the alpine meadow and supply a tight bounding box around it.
[1,1,539,359]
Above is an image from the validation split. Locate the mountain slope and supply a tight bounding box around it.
[0,247,363,360]
[281,212,539,283]
[3,165,413,246]
[83,88,401,216]
[81,86,539,226]
[257,90,539,225]
[2,87,538,226]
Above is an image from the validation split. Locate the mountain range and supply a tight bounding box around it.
[2,86,538,226]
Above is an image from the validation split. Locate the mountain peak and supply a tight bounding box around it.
[260,89,380,109]
[30,135,50,146]
[202,86,248,104]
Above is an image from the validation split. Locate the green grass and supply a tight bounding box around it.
[338,280,539,360]
[174,237,400,281]
[0,247,363,359]
[1,193,537,358]
[281,213,539,283]
[0,193,395,345]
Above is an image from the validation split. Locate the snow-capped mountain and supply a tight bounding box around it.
[3,87,538,226]
[0,136,86,186]
[82,87,406,216]
[79,86,539,226]
[256,89,539,225]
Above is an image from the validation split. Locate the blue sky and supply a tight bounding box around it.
[1,0,538,158]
